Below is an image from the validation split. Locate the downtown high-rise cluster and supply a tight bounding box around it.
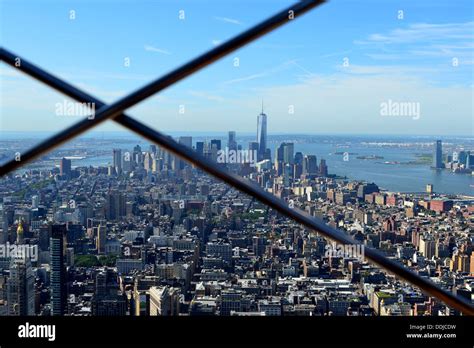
[0,107,472,317]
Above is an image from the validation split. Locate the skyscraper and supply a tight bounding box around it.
[276,144,284,162]
[133,145,143,166]
[178,136,193,148]
[276,142,294,165]
[143,152,154,172]
[0,205,7,244]
[249,141,259,153]
[283,143,294,165]
[257,104,267,161]
[210,139,222,151]
[176,137,193,170]
[96,224,106,254]
[294,152,304,165]
[433,140,443,169]
[467,153,474,169]
[283,164,292,187]
[319,159,328,177]
[105,191,126,220]
[60,157,71,176]
[304,155,318,175]
[228,131,237,151]
[92,268,126,316]
[252,236,266,257]
[196,141,205,156]
[50,224,67,316]
[113,149,122,174]
[123,151,133,172]
[210,139,222,162]
[293,163,303,179]
[7,257,35,316]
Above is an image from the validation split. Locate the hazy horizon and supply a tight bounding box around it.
[1,130,473,138]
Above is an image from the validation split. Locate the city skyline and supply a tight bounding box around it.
[4,110,469,196]
[2,128,472,195]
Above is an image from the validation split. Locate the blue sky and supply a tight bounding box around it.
[1,0,473,135]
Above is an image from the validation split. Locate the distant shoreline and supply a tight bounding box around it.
[1,131,473,139]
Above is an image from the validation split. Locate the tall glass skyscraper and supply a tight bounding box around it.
[283,143,294,165]
[433,140,443,169]
[50,224,67,316]
[177,136,193,169]
[113,148,122,174]
[0,204,7,244]
[228,131,237,151]
[257,105,267,161]
[59,157,71,176]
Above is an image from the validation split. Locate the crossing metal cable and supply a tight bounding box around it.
[1,48,473,315]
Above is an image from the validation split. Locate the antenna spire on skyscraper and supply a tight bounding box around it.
[261,99,264,114]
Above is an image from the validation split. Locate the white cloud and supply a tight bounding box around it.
[214,16,243,25]
[356,22,474,45]
[222,59,298,85]
[335,64,438,76]
[223,73,267,85]
[144,45,171,55]
[365,53,403,61]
